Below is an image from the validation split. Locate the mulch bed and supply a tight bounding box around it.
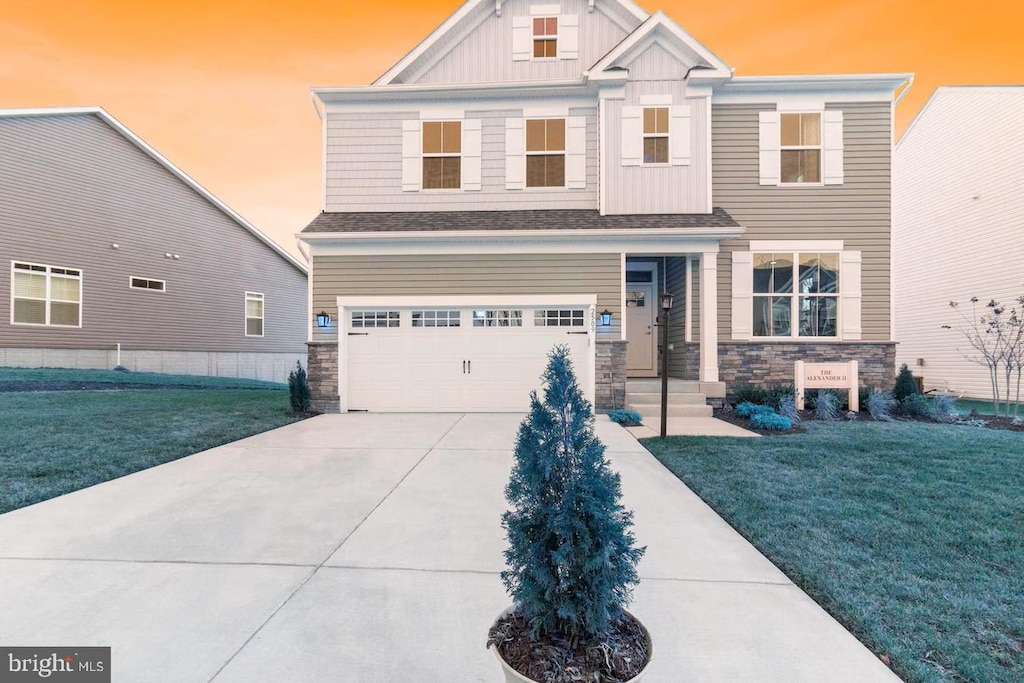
[487,608,650,683]
[715,407,1024,435]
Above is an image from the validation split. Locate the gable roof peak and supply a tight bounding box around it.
[587,8,733,81]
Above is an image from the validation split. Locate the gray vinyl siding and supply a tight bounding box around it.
[324,107,598,212]
[310,252,621,339]
[603,44,710,214]
[712,101,892,342]
[404,0,635,85]
[0,114,307,353]
[665,256,688,377]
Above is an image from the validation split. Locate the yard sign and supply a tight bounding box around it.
[794,360,859,411]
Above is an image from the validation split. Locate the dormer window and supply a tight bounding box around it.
[780,113,821,184]
[532,17,557,58]
[643,107,668,164]
[422,121,461,190]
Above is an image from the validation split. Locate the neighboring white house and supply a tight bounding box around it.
[0,107,309,383]
[894,86,1024,398]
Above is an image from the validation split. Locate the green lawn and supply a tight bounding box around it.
[643,421,1024,683]
[0,369,300,514]
[0,366,284,389]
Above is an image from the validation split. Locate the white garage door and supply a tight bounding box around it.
[341,299,595,412]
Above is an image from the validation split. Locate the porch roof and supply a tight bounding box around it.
[300,208,739,233]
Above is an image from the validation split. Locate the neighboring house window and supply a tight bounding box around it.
[11,261,81,327]
[643,107,669,164]
[533,17,557,58]
[245,292,264,337]
[780,113,821,183]
[752,253,838,338]
[422,121,461,190]
[130,277,165,292]
[525,119,565,187]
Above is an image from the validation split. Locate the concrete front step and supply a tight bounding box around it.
[627,392,708,406]
[627,378,727,398]
[631,404,713,418]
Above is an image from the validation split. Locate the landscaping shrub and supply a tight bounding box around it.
[729,383,767,406]
[931,394,958,422]
[749,411,793,431]
[607,409,643,425]
[814,389,841,421]
[894,363,918,401]
[858,385,872,411]
[894,393,933,419]
[866,389,895,422]
[777,393,801,423]
[287,361,312,413]
[764,383,796,410]
[499,345,644,640]
[735,402,776,419]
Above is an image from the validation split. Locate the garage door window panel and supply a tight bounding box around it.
[352,310,400,328]
[473,310,523,327]
[535,309,585,327]
[412,310,461,328]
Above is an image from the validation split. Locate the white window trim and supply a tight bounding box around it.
[750,251,840,340]
[245,291,265,338]
[525,117,567,189]
[11,260,83,328]
[129,276,166,292]
[779,111,824,186]
[642,106,669,166]
[529,12,560,60]
[421,120,463,192]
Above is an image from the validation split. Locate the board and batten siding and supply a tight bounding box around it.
[402,0,634,85]
[894,88,1024,399]
[0,113,307,354]
[603,43,710,214]
[711,101,893,342]
[310,253,621,339]
[324,107,598,212]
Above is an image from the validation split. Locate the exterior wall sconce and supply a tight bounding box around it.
[599,309,612,326]
[316,311,332,328]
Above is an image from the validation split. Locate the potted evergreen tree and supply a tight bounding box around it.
[486,346,652,682]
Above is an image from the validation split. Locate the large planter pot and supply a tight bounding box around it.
[489,606,654,683]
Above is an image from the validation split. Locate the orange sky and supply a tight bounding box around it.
[2,0,1021,258]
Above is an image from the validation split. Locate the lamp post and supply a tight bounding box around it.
[659,292,674,438]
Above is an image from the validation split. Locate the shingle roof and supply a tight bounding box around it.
[301,208,740,233]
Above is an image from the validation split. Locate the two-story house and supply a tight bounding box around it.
[298,0,911,413]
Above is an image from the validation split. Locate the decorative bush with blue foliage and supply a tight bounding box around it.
[734,402,776,419]
[749,411,793,430]
[607,409,643,425]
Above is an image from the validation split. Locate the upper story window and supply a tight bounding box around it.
[532,17,557,58]
[525,118,565,187]
[12,261,81,327]
[422,121,461,190]
[780,113,821,184]
[643,107,669,164]
[245,292,264,337]
[752,252,838,338]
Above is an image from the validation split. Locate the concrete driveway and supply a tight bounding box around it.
[0,414,898,682]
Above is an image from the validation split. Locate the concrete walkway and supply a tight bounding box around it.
[0,414,897,682]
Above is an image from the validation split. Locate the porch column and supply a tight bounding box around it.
[699,251,719,382]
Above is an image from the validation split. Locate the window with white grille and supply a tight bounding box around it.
[472,310,523,327]
[412,310,460,328]
[534,309,585,327]
[352,311,400,328]
[12,261,81,327]
[245,292,264,337]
